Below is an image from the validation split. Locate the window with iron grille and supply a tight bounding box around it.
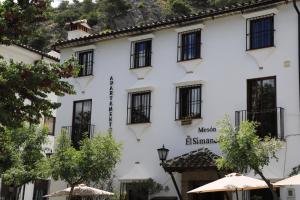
[246,15,274,50]
[44,116,56,135]
[130,40,152,68]
[127,91,151,124]
[75,50,94,76]
[175,85,201,120]
[177,29,201,62]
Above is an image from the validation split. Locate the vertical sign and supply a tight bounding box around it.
[109,76,113,133]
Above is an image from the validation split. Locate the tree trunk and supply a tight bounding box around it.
[255,169,278,200]
[68,185,75,200]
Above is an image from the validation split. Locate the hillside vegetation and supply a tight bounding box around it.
[24,0,247,51]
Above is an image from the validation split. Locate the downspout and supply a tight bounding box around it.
[293,0,300,107]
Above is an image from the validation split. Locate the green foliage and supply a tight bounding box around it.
[0,124,51,187]
[0,56,80,128]
[290,165,300,176]
[216,116,283,199]
[50,131,122,188]
[216,116,283,173]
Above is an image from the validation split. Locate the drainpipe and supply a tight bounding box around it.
[293,0,300,108]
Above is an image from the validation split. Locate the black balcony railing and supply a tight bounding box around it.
[61,124,95,147]
[235,107,284,140]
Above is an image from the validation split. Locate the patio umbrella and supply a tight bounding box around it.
[187,173,269,200]
[273,174,300,186]
[43,184,114,198]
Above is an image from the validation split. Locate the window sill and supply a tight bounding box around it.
[177,59,203,73]
[76,74,94,78]
[246,46,275,52]
[175,117,202,121]
[127,122,151,125]
[129,66,152,79]
[129,66,152,70]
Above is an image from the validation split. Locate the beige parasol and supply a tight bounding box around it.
[273,174,300,186]
[187,173,269,200]
[43,184,114,198]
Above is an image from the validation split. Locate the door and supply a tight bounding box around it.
[247,77,277,138]
[189,181,224,200]
[72,100,92,148]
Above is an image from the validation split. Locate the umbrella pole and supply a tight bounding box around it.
[235,189,239,200]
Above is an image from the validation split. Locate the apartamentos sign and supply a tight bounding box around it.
[108,76,113,132]
[186,126,218,145]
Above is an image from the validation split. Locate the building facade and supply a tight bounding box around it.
[0,43,59,200]
[53,0,300,199]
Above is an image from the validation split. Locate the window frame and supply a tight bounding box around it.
[177,29,202,62]
[246,14,275,50]
[175,85,202,120]
[44,116,56,136]
[75,50,94,77]
[130,39,152,69]
[127,91,151,124]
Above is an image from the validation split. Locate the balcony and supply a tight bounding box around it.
[61,124,95,148]
[235,107,284,140]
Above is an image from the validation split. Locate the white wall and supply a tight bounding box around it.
[55,2,300,199]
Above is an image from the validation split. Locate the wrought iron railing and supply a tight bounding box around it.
[61,124,95,147]
[235,107,284,140]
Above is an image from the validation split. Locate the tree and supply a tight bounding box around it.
[216,116,282,200]
[0,58,79,129]
[0,124,51,200]
[50,131,122,199]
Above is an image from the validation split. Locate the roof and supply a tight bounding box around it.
[53,0,286,50]
[13,43,60,62]
[162,148,219,173]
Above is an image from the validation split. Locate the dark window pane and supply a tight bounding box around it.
[44,117,56,135]
[72,100,92,148]
[128,92,151,124]
[132,40,152,68]
[250,16,274,49]
[180,30,201,61]
[247,77,277,138]
[33,180,49,200]
[178,85,201,119]
[77,50,93,76]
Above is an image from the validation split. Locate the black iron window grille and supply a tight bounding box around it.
[127,91,151,124]
[246,14,275,50]
[177,29,201,62]
[130,39,152,69]
[75,50,94,77]
[175,85,202,120]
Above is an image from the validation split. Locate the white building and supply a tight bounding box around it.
[53,0,300,199]
[0,42,59,200]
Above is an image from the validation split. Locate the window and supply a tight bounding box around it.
[175,85,201,120]
[33,180,49,200]
[44,116,56,135]
[247,77,278,138]
[177,30,201,62]
[72,99,92,148]
[246,15,274,50]
[127,92,151,124]
[130,40,152,68]
[76,50,93,76]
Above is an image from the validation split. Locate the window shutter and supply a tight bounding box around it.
[195,31,201,58]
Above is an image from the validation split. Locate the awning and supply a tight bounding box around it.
[163,148,219,173]
[127,79,154,93]
[174,73,205,87]
[119,162,151,182]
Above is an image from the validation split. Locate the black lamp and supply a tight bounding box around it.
[157,144,169,163]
